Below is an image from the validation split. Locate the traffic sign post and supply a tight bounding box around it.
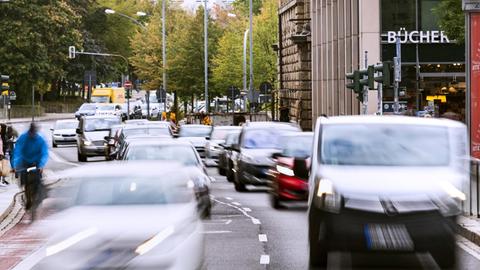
[393,38,402,114]
[124,80,133,120]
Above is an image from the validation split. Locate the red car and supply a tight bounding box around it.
[269,132,313,209]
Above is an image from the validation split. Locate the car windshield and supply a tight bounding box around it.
[75,176,193,205]
[225,133,240,145]
[211,128,239,140]
[243,128,297,149]
[123,127,170,137]
[179,126,211,137]
[281,135,313,158]
[126,145,199,166]
[55,121,78,130]
[321,124,450,166]
[84,118,121,132]
[79,104,96,111]
[91,96,109,103]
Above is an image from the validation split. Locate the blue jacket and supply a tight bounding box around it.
[13,132,49,170]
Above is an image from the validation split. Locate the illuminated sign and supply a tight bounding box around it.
[426,95,447,103]
[386,28,450,44]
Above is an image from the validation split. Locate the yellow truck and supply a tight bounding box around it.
[91,88,126,104]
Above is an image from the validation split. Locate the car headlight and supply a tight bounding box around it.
[83,140,92,146]
[315,178,341,213]
[440,181,466,201]
[276,165,294,176]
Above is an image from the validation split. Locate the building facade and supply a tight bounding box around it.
[309,0,465,128]
[278,0,312,130]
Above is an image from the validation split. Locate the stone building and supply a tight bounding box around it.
[278,0,312,130]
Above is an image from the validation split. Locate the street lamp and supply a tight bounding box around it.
[104,8,148,30]
[104,8,116,14]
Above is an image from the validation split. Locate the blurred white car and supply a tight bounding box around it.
[32,162,204,270]
[205,126,241,163]
[50,120,79,148]
[177,125,212,158]
[308,116,469,269]
[96,103,121,117]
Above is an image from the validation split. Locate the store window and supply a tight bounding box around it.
[381,0,416,31]
[420,0,440,30]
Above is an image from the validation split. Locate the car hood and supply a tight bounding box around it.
[242,148,279,166]
[84,131,109,141]
[316,166,466,199]
[53,129,76,135]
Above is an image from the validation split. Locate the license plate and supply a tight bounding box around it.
[364,223,414,251]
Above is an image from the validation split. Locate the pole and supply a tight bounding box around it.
[204,0,209,113]
[32,85,35,122]
[127,87,130,120]
[146,90,150,119]
[415,0,420,112]
[243,29,249,113]
[363,51,368,115]
[248,0,254,115]
[162,0,167,113]
[377,83,383,115]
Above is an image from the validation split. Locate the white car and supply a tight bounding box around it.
[308,116,469,269]
[177,124,212,158]
[50,120,79,148]
[95,103,121,117]
[205,126,242,163]
[32,162,204,270]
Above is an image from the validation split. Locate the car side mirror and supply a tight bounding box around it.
[76,128,81,134]
[231,144,240,151]
[205,136,210,140]
[271,152,284,159]
[104,136,111,141]
[50,128,54,131]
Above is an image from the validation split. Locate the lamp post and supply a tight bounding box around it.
[104,9,147,30]
[204,0,209,113]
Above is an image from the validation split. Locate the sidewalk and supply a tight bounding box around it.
[0,176,20,236]
[457,215,480,246]
[1,113,75,124]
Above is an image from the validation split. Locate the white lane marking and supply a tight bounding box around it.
[457,235,480,260]
[225,219,232,225]
[232,202,241,206]
[202,231,232,234]
[225,197,233,200]
[252,218,261,225]
[260,255,270,265]
[258,234,267,242]
[202,219,232,225]
[243,207,252,212]
[211,197,261,226]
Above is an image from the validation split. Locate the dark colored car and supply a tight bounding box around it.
[268,132,313,208]
[104,124,124,160]
[74,103,97,119]
[121,139,212,218]
[217,132,240,179]
[231,122,301,191]
[76,116,121,162]
[205,126,241,163]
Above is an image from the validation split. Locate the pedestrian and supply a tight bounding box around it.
[0,124,9,186]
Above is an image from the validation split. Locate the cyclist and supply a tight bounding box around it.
[13,122,49,221]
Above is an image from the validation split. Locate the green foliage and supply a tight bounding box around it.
[432,0,465,43]
[232,0,263,16]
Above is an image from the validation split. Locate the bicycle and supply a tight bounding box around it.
[18,166,44,222]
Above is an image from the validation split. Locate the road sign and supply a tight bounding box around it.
[247,90,260,103]
[394,57,401,82]
[124,80,132,89]
[463,0,480,11]
[383,101,407,113]
[9,91,16,101]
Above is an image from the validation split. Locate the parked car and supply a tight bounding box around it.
[231,122,301,191]
[32,162,204,270]
[205,126,241,164]
[74,103,96,119]
[121,140,212,218]
[176,124,212,158]
[217,131,241,178]
[268,132,313,208]
[308,116,468,269]
[50,120,79,148]
[76,115,121,162]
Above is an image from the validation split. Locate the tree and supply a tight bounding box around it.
[432,0,464,43]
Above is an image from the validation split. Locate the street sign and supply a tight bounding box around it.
[9,91,16,101]
[247,90,260,103]
[463,0,480,11]
[383,101,407,113]
[124,80,132,89]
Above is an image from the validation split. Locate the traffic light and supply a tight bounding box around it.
[68,46,76,59]
[125,88,131,99]
[359,66,375,90]
[1,74,9,92]
[345,71,364,102]
[374,61,393,87]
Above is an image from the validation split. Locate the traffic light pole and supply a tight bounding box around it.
[362,51,369,115]
[377,83,383,115]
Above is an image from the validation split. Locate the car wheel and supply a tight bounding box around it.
[218,167,226,176]
[309,209,328,269]
[77,151,87,162]
[52,141,58,148]
[271,194,282,209]
[233,171,246,192]
[431,238,456,269]
[226,161,234,182]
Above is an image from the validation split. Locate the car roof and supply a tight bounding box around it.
[56,119,78,124]
[127,139,193,147]
[243,121,301,130]
[180,124,211,128]
[123,124,169,130]
[56,161,186,179]
[124,135,173,142]
[318,115,465,128]
[280,131,314,138]
[82,115,119,120]
[213,126,242,130]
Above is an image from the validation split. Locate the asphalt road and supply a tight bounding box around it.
[2,120,480,270]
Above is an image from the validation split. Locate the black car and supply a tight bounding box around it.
[231,122,301,191]
[217,132,240,180]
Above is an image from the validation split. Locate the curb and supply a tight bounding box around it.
[7,115,74,124]
[456,217,480,247]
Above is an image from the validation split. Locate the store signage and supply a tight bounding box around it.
[463,0,480,11]
[426,95,447,103]
[386,28,450,44]
[470,13,480,158]
[383,101,407,113]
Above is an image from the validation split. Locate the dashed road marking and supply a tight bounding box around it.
[260,255,270,265]
[202,231,232,234]
[252,218,261,225]
[232,202,241,206]
[258,234,267,242]
[225,220,232,225]
[243,207,252,212]
[211,197,261,226]
[225,197,233,200]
